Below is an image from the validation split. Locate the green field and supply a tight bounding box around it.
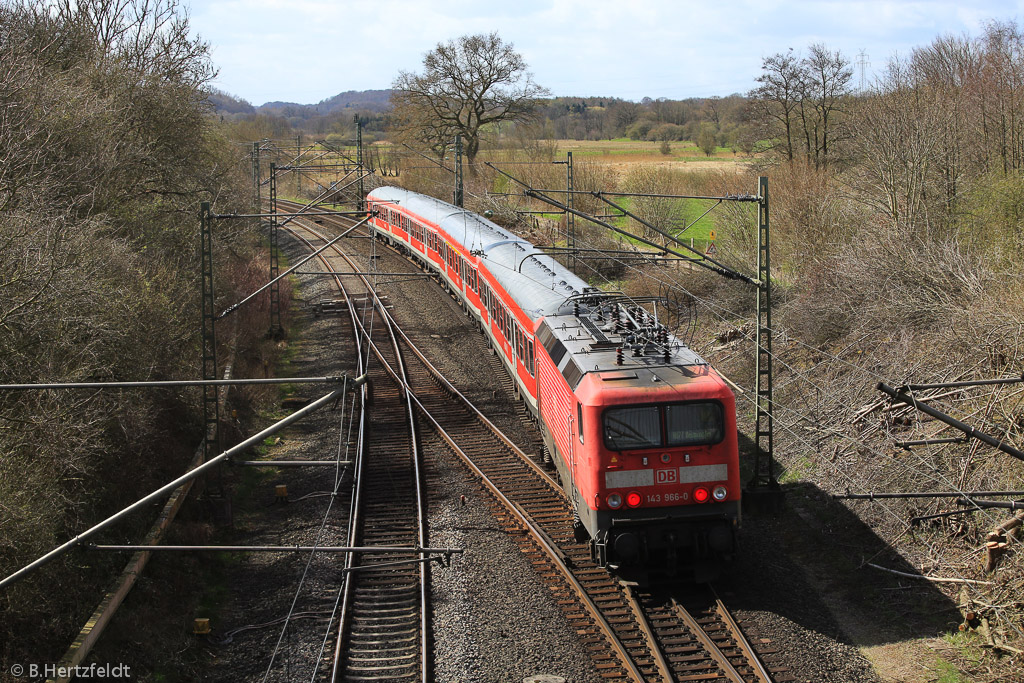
[555,138,750,165]
[609,196,719,251]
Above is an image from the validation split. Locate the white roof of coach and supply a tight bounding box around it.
[368,187,592,320]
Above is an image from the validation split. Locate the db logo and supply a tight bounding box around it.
[656,469,677,484]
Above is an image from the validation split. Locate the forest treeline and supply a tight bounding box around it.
[214,88,752,150]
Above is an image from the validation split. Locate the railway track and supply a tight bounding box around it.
[282,223,429,682]
[277,200,787,683]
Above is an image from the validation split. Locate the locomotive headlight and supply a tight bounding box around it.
[607,493,623,509]
[693,486,710,503]
[712,486,728,501]
[626,491,642,507]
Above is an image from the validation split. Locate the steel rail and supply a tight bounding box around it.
[712,589,774,683]
[287,215,640,680]
[287,223,379,683]
[289,204,677,681]
[289,205,781,683]
[621,585,676,683]
[283,220,429,683]
[411,385,644,680]
[669,597,747,683]
[274,217,369,683]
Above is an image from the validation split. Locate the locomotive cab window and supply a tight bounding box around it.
[604,401,724,451]
[666,403,724,446]
[604,406,660,450]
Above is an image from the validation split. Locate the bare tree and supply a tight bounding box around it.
[800,43,853,167]
[749,45,851,167]
[390,32,548,167]
[846,60,948,234]
[749,49,802,161]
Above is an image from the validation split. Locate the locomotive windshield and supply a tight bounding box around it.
[604,402,724,450]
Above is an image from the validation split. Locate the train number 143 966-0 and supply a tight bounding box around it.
[646,492,688,504]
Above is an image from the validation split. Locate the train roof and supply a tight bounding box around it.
[367,187,592,320]
[540,312,711,387]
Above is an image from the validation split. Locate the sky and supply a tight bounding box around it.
[184,0,1024,106]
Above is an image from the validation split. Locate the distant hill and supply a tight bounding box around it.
[309,89,392,114]
[256,90,392,116]
[208,89,255,115]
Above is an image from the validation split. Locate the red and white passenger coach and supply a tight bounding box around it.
[366,187,740,578]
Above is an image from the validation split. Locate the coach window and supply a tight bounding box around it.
[527,340,534,376]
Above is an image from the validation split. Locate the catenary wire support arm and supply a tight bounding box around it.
[484,162,759,285]
[88,544,462,555]
[877,381,1024,463]
[401,143,454,173]
[262,168,372,229]
[316,139,361,165]
[590,191,753,282]
[213,211,368,220]
[529,189,760,202]
[0,384,365,590]
[834,490,1024,500]
[900,374,1024,391]
[957,499,1024,510]
[0,376,350,391]
[217,214,372,320]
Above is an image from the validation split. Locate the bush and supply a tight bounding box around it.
[0,0,256,670]
[625,119,655,140]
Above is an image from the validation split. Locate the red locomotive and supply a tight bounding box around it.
[366,187,740,578]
